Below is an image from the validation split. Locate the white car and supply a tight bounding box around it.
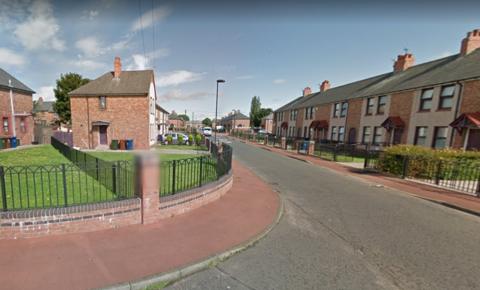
[202,127,212,137]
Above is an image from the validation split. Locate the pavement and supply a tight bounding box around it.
[167,139,480,290]
[238,138,480,215]
[0,160,280,290]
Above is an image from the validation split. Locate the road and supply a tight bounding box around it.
[167,139,480,290]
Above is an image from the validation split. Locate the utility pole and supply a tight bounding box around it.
[8,79,16,137]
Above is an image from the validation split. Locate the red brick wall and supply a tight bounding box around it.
[0,88,34,145]
[345,98,363,143]
[0,199,141,239]
[71,95,149,149]
[34,111,58,125]
[315,103,331,121]
[389,90,416,144]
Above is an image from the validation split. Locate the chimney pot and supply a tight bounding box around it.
[461,29,480,55]
[114,56,122,78]
[320,80,330,92]
[303,87,312,97]
[393,53,415,73]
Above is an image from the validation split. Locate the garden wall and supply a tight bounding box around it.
[0,172,233,239]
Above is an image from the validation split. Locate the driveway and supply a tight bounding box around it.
[168,139,480,290]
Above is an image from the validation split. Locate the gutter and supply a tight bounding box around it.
[449,81,464,147]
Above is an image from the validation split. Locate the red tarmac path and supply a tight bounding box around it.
[0,160,280,290]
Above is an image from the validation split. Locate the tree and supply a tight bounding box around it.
[177,114,190,121]
[249,96,262,127]
[53,73,89,124]
[202,117,212,127]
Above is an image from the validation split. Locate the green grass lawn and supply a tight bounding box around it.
[0,145,219,210]
[313,150,365,163]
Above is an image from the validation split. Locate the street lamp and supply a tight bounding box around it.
[215,79,225,143]
[232,109,236,135]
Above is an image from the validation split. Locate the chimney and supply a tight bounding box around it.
[320,80,330,92]
[303,87,312,97]
[114,56,122,78]
[460,29,480,56]
[393,53,415,73]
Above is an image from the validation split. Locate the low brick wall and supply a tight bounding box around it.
[156,173,233,220]
[0,199,142,239]
[0,173,234,239]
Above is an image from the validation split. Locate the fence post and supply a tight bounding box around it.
[95,158,99,179]
[435,160,442,185]
[198,157,204,187]
[0,166,7,211]
[61,164,68,206]
[476,175,480,197]
[333,146,338,162]
[401,156,409,179]
[363,151,369,169]
[112,162,117,194]
[134,153,160,224]
[172,160,176,194]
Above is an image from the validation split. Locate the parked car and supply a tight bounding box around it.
[202,127,212,137]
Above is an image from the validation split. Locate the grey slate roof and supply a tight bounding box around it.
[69,70,153,96]
[33,101,55,113]
[221,112,249,121]
[0,68,34,94]
[276,48,480,111]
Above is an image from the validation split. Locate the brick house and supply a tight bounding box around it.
[273,28,480,150]
[33,97,58,125]
[69,57,157,149]
[261,113,274,133]
[220,111,250,132]
[0,68,35,146]
[168,111,186,130]
[155,103,169,136]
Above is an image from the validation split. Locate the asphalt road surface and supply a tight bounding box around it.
[167,139,480,290]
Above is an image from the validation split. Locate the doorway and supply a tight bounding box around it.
[99,125,108,145]
[467,129,480,150]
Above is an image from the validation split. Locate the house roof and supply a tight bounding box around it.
[276,48,480,112]
[0,68,35,94]
[262,113,274,120]
[69,70,153,96]
[155,102,169,114]
[221,112,249,121]
[33,101,55,113]
[450,112,480,128]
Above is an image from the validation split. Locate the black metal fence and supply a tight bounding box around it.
[366,153,480,196]
[159,142,233,197]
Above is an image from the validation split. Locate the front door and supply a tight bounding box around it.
[348,128,356,144]
[99,126,108,145]
[467,129,480,150]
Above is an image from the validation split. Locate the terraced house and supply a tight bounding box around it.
[273,29,480,150]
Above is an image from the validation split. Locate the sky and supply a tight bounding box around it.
[0,0,479,121]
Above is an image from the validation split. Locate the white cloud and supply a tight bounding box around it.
[159,89,211,101]
[0,48,25,66]
[14,0,65,51]
[82,10,99,20]
[126,48,170,70]
[70,59,107,71]
[157,70,205,87]
[34,85,55,101]
[131,6,171,31]
[273,79,286,84]
[236,75,254,80]
[75,36,102,57]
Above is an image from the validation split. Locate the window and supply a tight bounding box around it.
[338,126,345,142]
[414,126,428,146]
[340,102,348,117]
[333,103,340,118]
[433,127,448,149]
[20,118,26,133]
[2,117,8,133]
[331,126,337,140]
[419,88,433,111]
[439,85,455,110]
[377,96,387,114]
[362,126,371,144]
[99,96,107,110]
[373,126,383,145]
[366,97,375,115]
[309,107,314,119]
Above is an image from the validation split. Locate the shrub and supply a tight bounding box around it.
[195,134,202,146]
[166,135,173,144]
[188,134,194,145]
[178,134,184,144]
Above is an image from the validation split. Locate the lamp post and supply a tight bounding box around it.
[232,109,236,135]
[214,79,225,144]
